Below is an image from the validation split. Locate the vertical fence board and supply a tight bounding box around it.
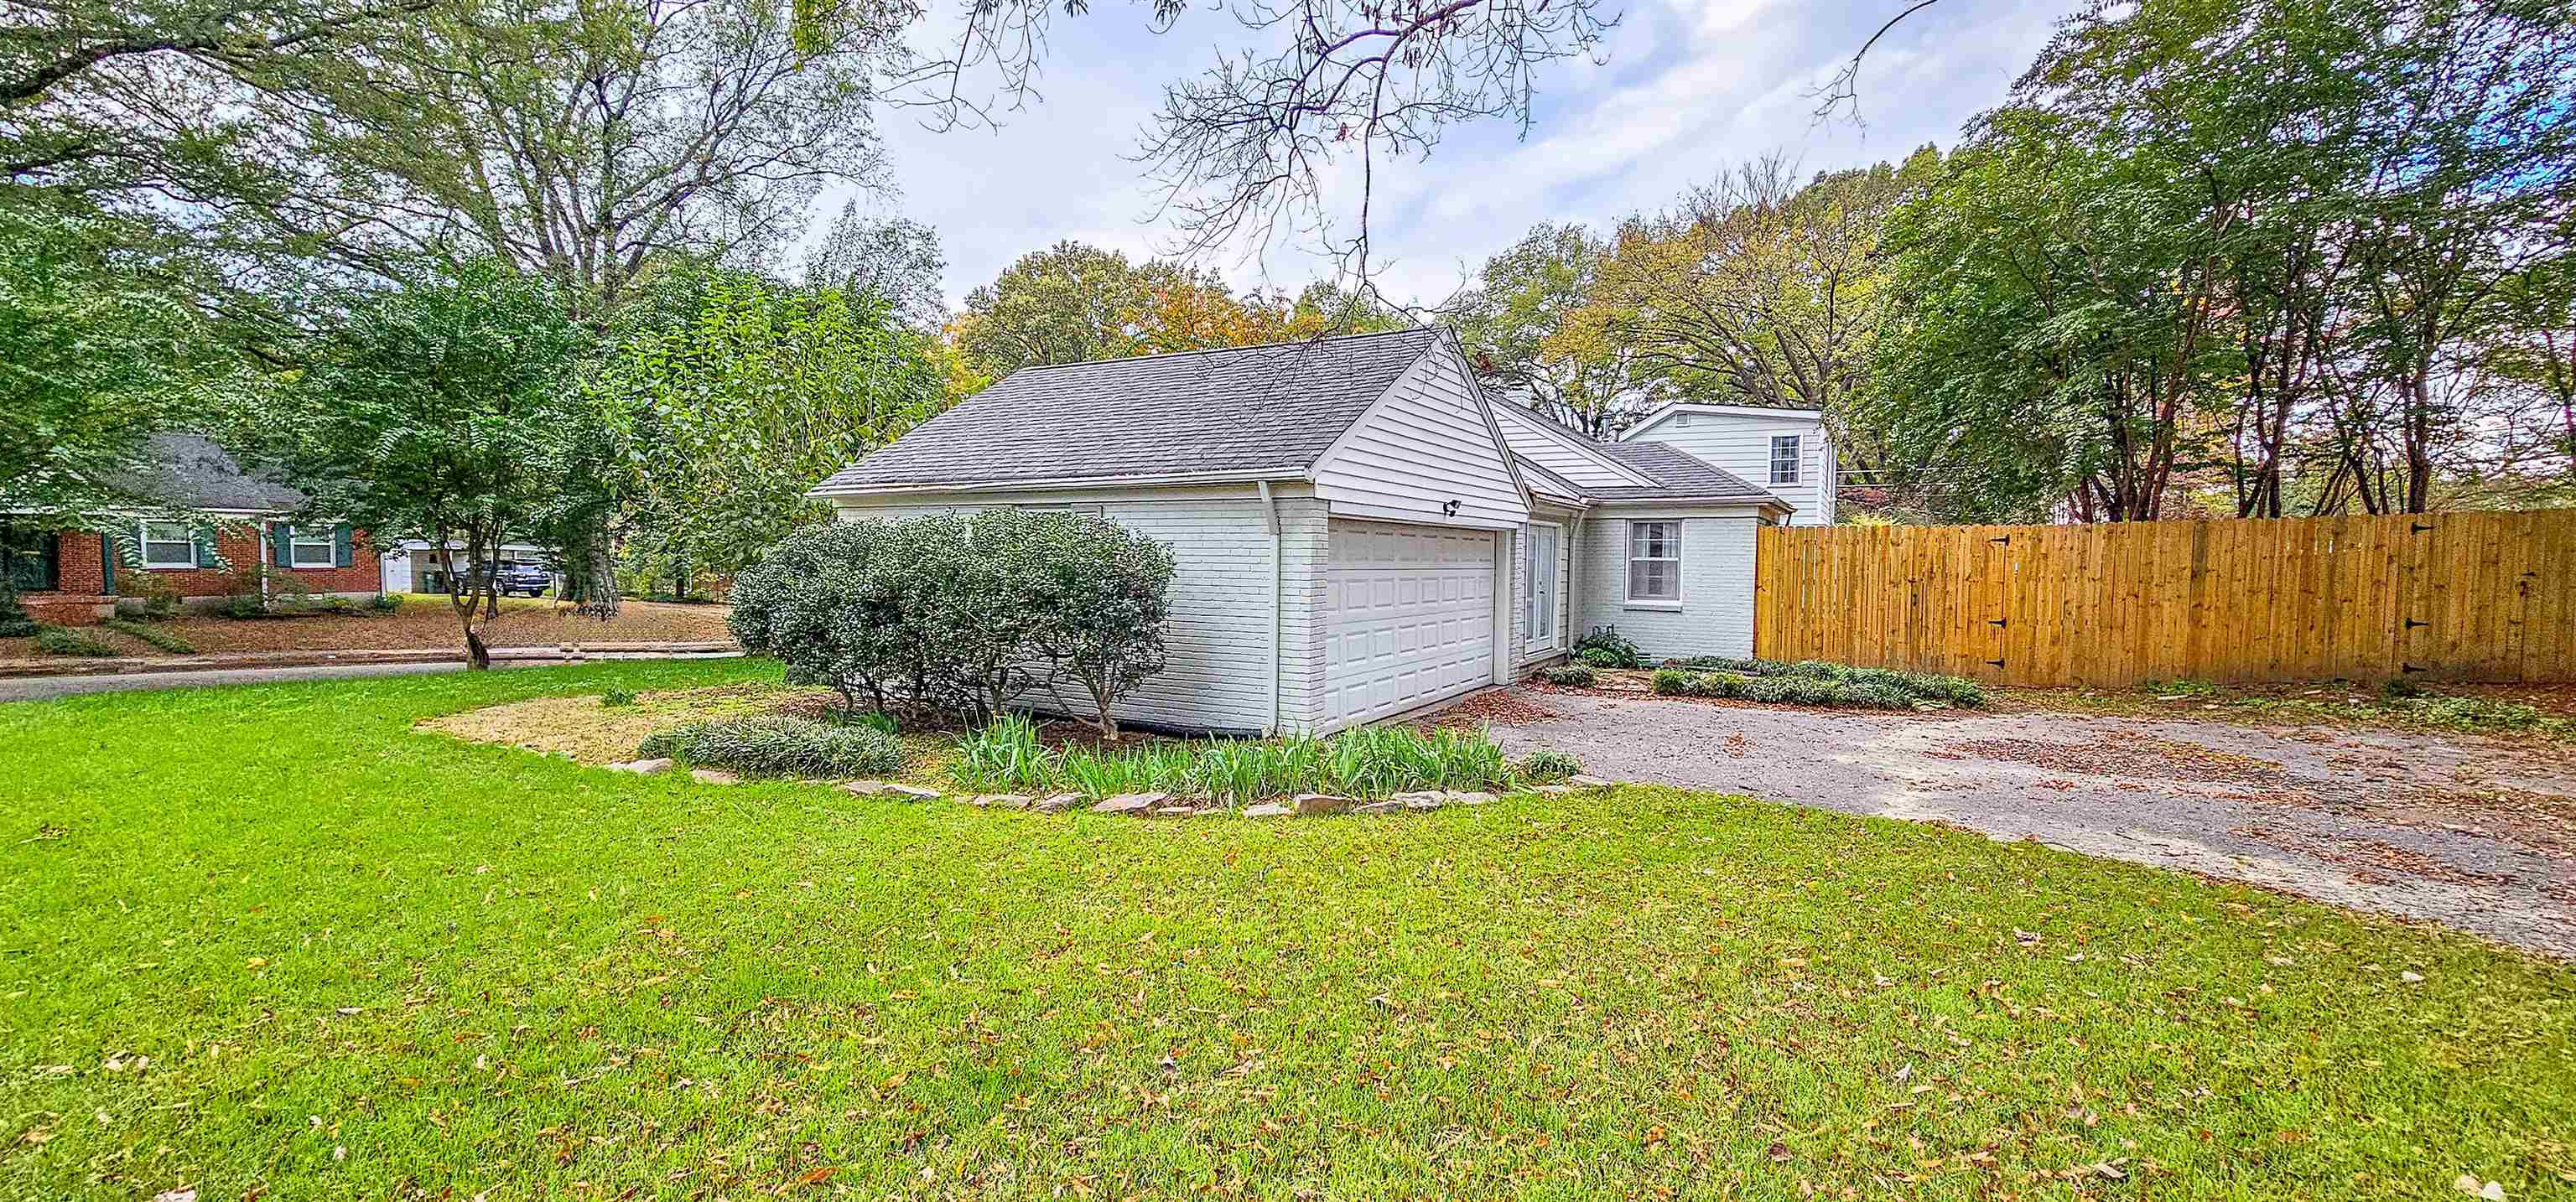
[1749,510,2576,686]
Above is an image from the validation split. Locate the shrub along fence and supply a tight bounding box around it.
[1754,509,2576,687]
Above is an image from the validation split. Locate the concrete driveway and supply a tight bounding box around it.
[1481,687,2576,957]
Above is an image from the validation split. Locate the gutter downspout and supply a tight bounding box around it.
[1566,512,1587,647]
[1258,480,1281,736]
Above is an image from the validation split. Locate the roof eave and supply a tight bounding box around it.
[809,466,1311,500]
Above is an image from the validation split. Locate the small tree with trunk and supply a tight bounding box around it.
[240,259,596,667]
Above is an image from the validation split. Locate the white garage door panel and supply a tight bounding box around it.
[1324,521,1498,728]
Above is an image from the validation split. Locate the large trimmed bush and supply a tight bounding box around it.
[1666,655,1987,707]
[730,511,1177,733]
[636,716,903,778]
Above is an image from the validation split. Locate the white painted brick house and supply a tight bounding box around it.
[808,329,1828,734]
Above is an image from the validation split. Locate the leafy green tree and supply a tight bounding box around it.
[241,260,597,667]
[596,267,944,587]
[1452,222,1645,436]
[0,212,207,527]
[803,204,948,331]
[952,242,1162,378]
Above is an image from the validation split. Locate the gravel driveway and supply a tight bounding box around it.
[1480,687,2576,956]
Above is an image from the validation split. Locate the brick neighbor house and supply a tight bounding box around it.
[2,433,382,626]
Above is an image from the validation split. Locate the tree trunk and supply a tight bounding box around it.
[465,626,491,670]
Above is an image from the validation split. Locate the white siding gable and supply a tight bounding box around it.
[1311,344,1530,530]
[1625,407,1834,526]
[1489,404,1655,489]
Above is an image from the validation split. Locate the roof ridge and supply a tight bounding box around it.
[1005,325,1438,374]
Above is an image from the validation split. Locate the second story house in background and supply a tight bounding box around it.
[1620,402,1837,526]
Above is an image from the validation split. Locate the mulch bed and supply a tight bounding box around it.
[1419,688,1561,728]
[1,598,735,660]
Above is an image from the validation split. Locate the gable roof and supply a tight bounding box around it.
[812,328,1446,494]
[1623,400,1825,438]
[1581,440,1784,506]
[100,433,306,513]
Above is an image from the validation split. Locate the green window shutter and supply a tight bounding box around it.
[193,527,219,568]
[270,522,292,567]
[334,522,354,568]
[97,533,115,595]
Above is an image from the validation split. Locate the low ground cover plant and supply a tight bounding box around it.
[1668,656,1987,707]
[948,717,1518,800]
[1571,625,1644,668]
[1515,749,1583,783]
[1539,664,1595,686]
[636,714,904,778]
[101,617,195,654]
[31,624,117,656]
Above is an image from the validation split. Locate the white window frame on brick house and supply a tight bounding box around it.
[1624,520,1683,606]
[139,521,195,569]
[287,524,335,568]
[1769,435,1800,484]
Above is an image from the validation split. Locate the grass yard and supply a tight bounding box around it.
[1,661,2570,1199]
[0,596,735,661]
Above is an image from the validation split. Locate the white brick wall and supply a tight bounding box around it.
[1573,508,1761,661]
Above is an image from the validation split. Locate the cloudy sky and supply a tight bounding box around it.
[816,0,2070,311]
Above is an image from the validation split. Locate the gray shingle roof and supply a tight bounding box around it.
[101,433,306,512]
[813,328,1445,492]
[1584,441,1784,506]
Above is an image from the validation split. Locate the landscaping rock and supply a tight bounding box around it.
[1150,806,1198,818]
[1034,793,1082,813]
[690,768,740,785]
[1391,790,1446,810]
[841,780,899,795]
[883,783,941,801]
[1531,784,1579,796]
[1093,791,1166,815]
[1293,792,1353,816]
[974,794,1034,809]
[1442,790,1496,806]
[1566,775,1613,789]
[1243,803,1294,818]
[1352,799,1403,815]
[606,757,673,775]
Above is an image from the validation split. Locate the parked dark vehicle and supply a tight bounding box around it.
[494,561,553,598]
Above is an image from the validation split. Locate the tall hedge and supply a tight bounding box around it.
[728,511,1176,733]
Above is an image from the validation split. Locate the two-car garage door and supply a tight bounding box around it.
[1323,520,1498,730]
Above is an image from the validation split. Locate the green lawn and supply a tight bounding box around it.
[2,661,2569,1199]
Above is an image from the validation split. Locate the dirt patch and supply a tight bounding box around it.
[1950,735,2299,789]
[1,598,735,661]
[418,683,826,764]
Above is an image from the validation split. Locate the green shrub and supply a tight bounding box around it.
[730,511,1177,733]
[100,618,194,654]
[1540,664,1597,686]
[0,615,33,638]
[600,687,637,707]
[1838,683,1914,710]
[33,625,118,656]
[2384,694,2569,737]
[1516,749,1583,785]
[636,717,903,778]
[2379,676,2428,701]
[1650,668,1693,696]
[1571,626,1644,670]
[368,592,402,612]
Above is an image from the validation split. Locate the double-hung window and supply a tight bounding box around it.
[1626,521,1682,604]
[140,521,196,569]
[286,525,336,568]
[1770,435,1801,484]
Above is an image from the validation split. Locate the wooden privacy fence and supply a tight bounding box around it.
[1753,509,2576,687]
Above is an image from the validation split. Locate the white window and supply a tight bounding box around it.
[288,525,335,567]
[140,521,195,569]
[1525,525,1560,650]
[1770,435,1801,484]
[1626,521,1682,603]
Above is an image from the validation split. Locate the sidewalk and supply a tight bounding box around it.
[0,640,740,679]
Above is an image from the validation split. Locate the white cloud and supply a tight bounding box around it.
[833,0,2072,311]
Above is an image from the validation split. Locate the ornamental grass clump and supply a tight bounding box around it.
[636,716,903,779]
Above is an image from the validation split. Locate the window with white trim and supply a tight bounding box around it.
[140,521,195,569]
[288,525,335,568]
[1770,435,1800,484]
[1626,521,1682,603]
